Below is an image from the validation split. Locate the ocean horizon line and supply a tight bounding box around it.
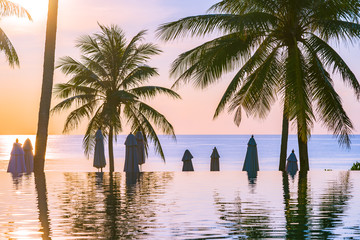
[1,134,359,136]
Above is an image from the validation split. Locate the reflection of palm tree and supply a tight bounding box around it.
[57,172,173,238]
[282,171,353,238]
[34,172,52,239]
[213,191,272,238]
[58,173,104,237]
[282,171,291,230]
[103,172,174,238]
[282,171,311,239]
[297,171,310,238]
[103,172,121,238]
[311,171,352,238]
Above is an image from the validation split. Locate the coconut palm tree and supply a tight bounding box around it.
[34,0,59,173]
[52,24,180,172]
[0,0,31,66]
[157,0,360,171]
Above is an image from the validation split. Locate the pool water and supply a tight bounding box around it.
[1,171,360,239]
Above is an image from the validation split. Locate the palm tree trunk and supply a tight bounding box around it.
[279,108,289,171]
[108,126,114,172]
[297,133,309,171]
[34,0,59,173]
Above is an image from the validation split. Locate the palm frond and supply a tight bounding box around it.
[118,43,162,81]
[124,103,175,161]
[51,94,98,114]
[81,55,109,78]
[117,29,147,79]
[0,0,32,19]
[53,83,98,99]
[229,47,281,125]
[171,32,262,89]
[120,66,159,89]
[157,13,276,41]
[129,86,181,100]
[76,34,105,61]
[56,56,107,89]
[304,40,353,147]
[214,36,277,118]
[310,0,360,22]
[0,27,19,67]
[208,0,278,15]
[62,100,98,133]
[82,106,104,157]
[306,34,360,99]
[314,20,360,41]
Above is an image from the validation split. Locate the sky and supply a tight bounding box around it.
[0,0,360,136]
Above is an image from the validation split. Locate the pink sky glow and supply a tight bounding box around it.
[0,0,359,135]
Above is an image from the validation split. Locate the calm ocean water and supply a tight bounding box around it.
[0,134,359,172]
[1,135,360,238]
[1,171,360,239]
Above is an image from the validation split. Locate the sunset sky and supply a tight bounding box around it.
[1,0,360,135]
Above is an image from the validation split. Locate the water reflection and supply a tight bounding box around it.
[246,170,258,184]
[282,171,311,239]
[214,171,355,239]
[282,171,353,239]
[10,172,23,188]
[34,172,52,240]
[311,171,352,238]
[56,172,173,239]
[1,171,358,239]
[214,192,273,238]
[125,172,140,185]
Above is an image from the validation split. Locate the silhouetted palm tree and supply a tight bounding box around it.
[34,0,59,173]
[52,24,180,172]
[157,0,360,171]
[0,0,31,66]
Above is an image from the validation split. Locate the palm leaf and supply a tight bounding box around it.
[0,27,19,67]
[129,86,181,100]
[157,13,276,41]
[62,100,98,133]
[229,47,281,125]
[170,32,262,89]
[304,39,353,147]
[214,36,278,118]
[120,66,159,89]
[306,34,360,99]
[0,0,32,19]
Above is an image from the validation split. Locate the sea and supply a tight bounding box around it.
[1,135,360,239]
[0,134,359,171]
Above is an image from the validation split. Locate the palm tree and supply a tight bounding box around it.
[157,0,360,171]
[0,0,31,66]
[34,0,59,173]
[52,24,180,172]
